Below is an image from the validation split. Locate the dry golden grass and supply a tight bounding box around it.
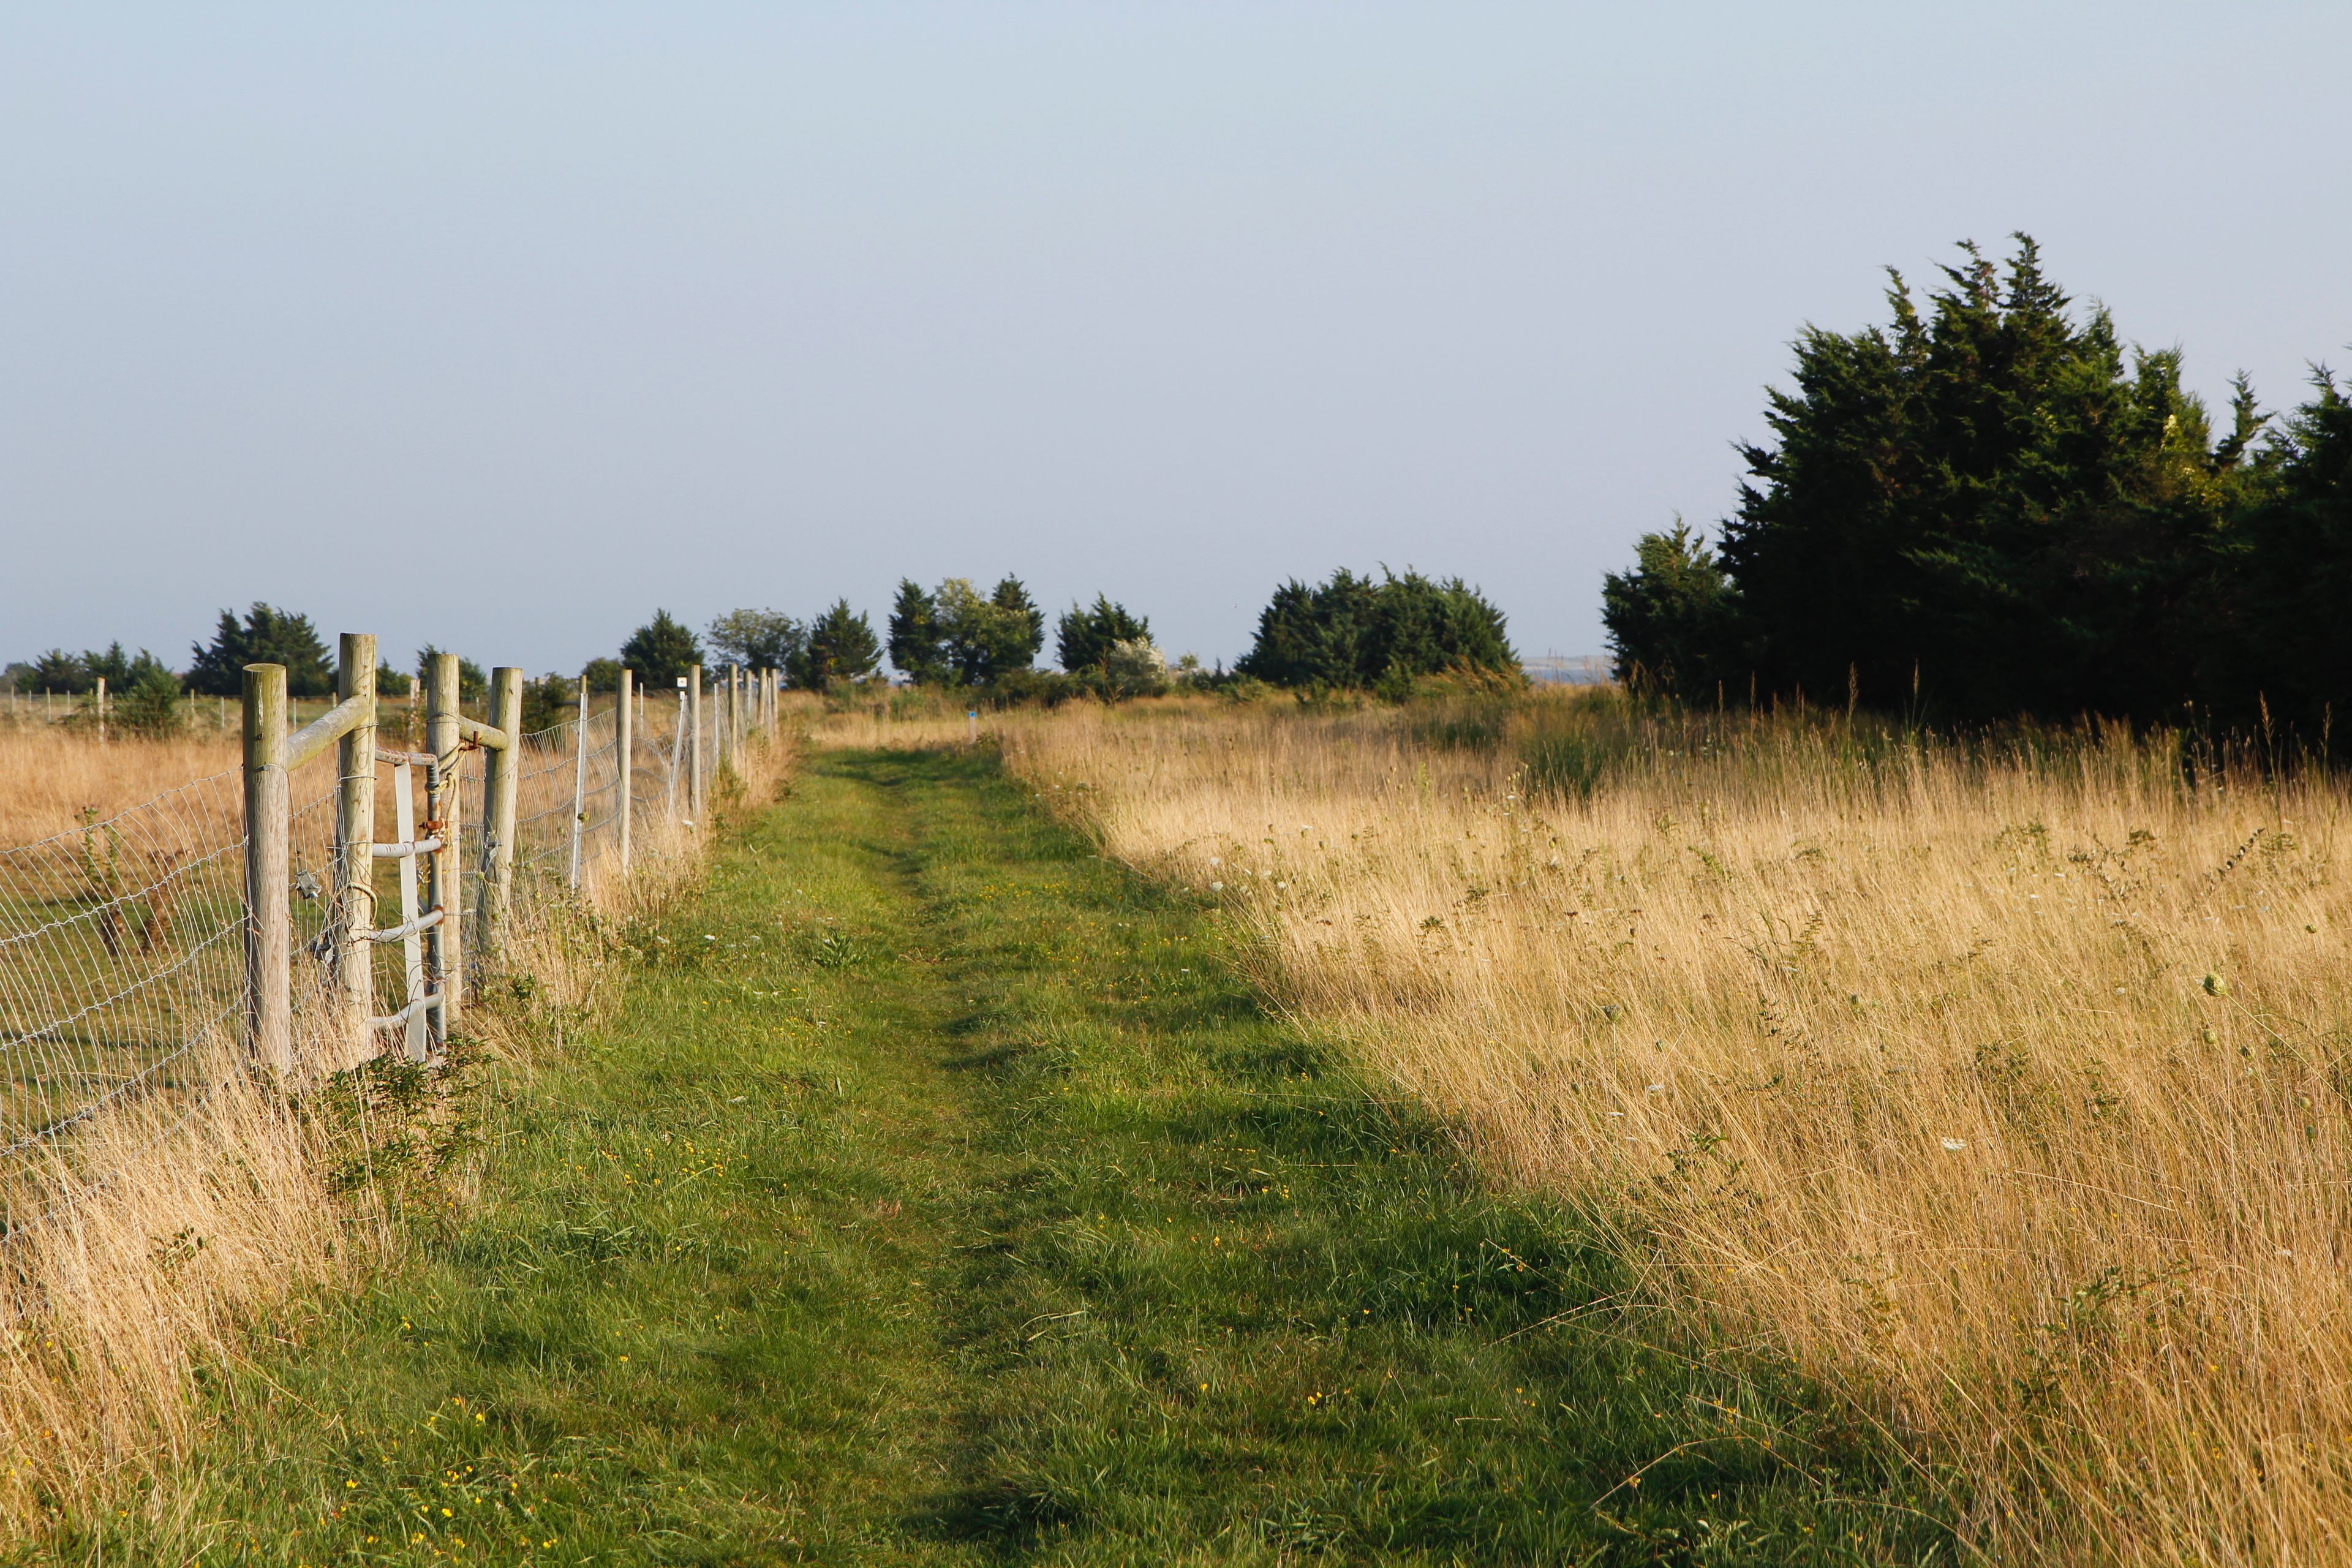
[867,692,2352,1565]
[0,1038,345,1529]
[0,727,241,847]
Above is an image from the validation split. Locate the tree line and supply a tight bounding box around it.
[9,568,1522,736]
[1602,235,2352,739]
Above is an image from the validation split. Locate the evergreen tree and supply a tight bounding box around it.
[988,577,1045,674]
[1601,522,1737,696]
[1055,595,1152,672]
[1236,569,1517,689]
[187,604,333,696]
[619,610,703,689]
[791,600,882,689]
[887,580,947,684]
[81,643,132,688]
[2211,369,2352,737]
[30,649,88,693]
[1624,235,2256,723]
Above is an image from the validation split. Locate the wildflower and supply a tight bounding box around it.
[1210,881,1224,892]
[1941,1137,1967,1152]
[2203,973,2228,997]
[1646,1084,1664,1095]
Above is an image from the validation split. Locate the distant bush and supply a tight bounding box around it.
[1235,569,1520,693]
[520,673,579,734]
[115,667,188,738]
[706,608,802,674]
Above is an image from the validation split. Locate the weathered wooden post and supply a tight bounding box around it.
[477,667,522,972]
[95,676,107,744]
[687,663,705,823]
[334,633,378,1047]
[617,666,633,873]
[423,653,462,1041]
[241,663,292,1072]
[567,672,590,889]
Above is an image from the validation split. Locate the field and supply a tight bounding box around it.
[940,692,2352,1565]
[1,690,2343,1562]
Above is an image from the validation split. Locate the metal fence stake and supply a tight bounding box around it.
[567,671,590,889]
[688,663,704,823]
[617,666,633,873]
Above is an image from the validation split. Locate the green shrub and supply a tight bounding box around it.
[115,668,188,738]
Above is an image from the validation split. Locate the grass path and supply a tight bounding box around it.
[74,749,1953,1565]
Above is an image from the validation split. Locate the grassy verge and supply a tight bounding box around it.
[53,748,1956,1565]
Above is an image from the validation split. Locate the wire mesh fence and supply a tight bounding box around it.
[0,753,344,1227]
[0,665,747,1231]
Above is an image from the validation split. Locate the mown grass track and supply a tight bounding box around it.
[56,748,1956,1566]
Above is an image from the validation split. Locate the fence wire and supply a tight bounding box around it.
[0,678,733,1231]
[0,754,339,1225]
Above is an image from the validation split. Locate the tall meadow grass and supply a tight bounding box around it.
[881,690,2352,1564]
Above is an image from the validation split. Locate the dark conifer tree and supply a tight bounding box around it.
[619,610,703,690]
[1056,595,1152,672]
[887,579,947,684]
[793,600,882,688]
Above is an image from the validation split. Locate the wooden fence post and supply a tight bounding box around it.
[334,633,378,1050]
[424,653,462,1042]
[688,663,705,823]
[477,667,522,974]
[241,663,292,1072]
[567,673,590,889]
[95,676,107,744]
[617,666,633,873]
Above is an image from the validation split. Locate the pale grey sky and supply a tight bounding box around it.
[4,3,2347,673]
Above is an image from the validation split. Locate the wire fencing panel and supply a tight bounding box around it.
[0,756,335,1224]
[0,663,741,1232]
